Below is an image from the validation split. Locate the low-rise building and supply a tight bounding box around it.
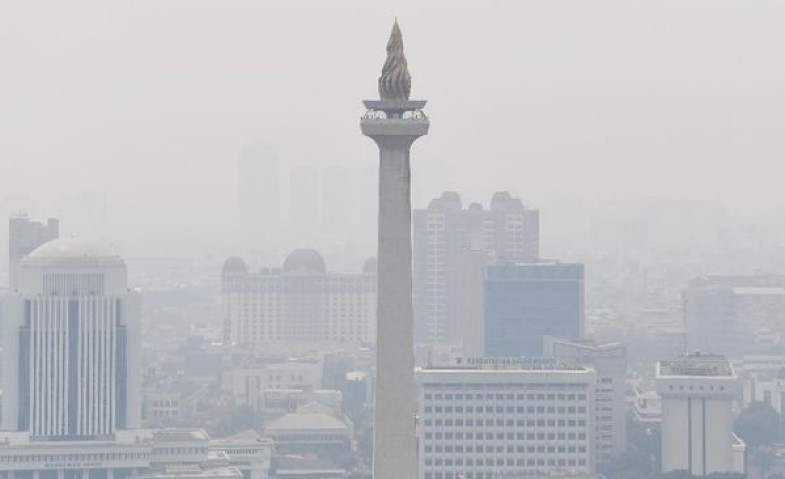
[0,429,271,479]
[417,358,597,479]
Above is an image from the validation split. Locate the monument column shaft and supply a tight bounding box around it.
[374,137,417,479]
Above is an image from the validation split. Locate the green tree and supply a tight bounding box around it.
[734,401,781,448]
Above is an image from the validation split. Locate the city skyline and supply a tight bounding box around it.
[2,5,785,479]
[2,1,784,266]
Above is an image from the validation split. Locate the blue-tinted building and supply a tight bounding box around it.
[484,262,584,357]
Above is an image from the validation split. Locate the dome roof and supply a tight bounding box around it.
[222,257,248,276]
[490,191,523,211]
[283,249,326,273]
[429,191,462,211]
[362,257,377,274]
[25,238,121,264]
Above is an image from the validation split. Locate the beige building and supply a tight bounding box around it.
[222,251,376,349]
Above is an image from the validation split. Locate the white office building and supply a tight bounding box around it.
[0,240,272,479]
[417,359,597,479]
[656,352,745,475]
[1,238,141,438]
[544,338,627,464]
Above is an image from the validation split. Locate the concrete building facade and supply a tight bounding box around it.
[417,359,597,479]
[221,251,376,348]
[544,338,627,465]
[360,20,429,479]
[1,238,141,438]
[656,352,745,475]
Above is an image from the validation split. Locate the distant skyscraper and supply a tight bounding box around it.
[8,215,59,288]
[237,143,280,242]
[457,249,492,358]
[222,251,377,348]
[1,238,141,438]
[685,275,785,356]
[485,261,584,357]
[413,191,539,345]
[320,166,356,241]
[417,359,597,478]
[288,166,320,243]
[544,337,627,464]
[656,352,745,475]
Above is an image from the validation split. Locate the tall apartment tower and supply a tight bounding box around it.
[237,143,280,243]
[544,337,627,464]
[485,261,584,357]
[1,238,141,438]
[8,215,59,288]
[360,21,429,479]
[656,352,745,475]
[413,191,539,346]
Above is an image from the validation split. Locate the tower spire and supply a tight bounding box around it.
[378,19,412,101]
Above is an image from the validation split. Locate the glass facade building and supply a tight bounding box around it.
[484,262,584,357]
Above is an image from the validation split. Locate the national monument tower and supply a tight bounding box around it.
[361,20,429,479]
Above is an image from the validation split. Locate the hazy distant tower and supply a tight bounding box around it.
[360,21,429,479]
[237,143,280,242]
[8,215,59,288]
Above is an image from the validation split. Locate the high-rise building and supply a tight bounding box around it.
[237,143,280,243]
[288,166,319,243]
[1,237,141,438]
[222,251,376,348]
[544,337,627,464]
[320,166,356,241]
[8,215,59,288]
[485,262,584,357]
[413,191,539,346]
[417,359,597,479]
[457,250,492,358]
[685,275,785,357]
[360,20,429,479]
[656,352,745,475]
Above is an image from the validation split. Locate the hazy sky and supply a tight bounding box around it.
[2,0,784,262]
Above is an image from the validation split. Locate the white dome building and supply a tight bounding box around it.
[2,237,141,439]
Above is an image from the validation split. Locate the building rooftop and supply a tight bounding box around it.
[222,257,248,276]
[658,352,734,378]
[152,428,210,442]
[432,357,588,371]
[211,429,265,444]
[266,412,348,432]
[24,237,121,264]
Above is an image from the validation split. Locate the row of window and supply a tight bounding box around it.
[423,405,587,414]
[423,431,587,441]
[423,392,588,400]
[424,444,588,453]
[422,418,588,428]
[0,452,145,463]
[423,457,588,467]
